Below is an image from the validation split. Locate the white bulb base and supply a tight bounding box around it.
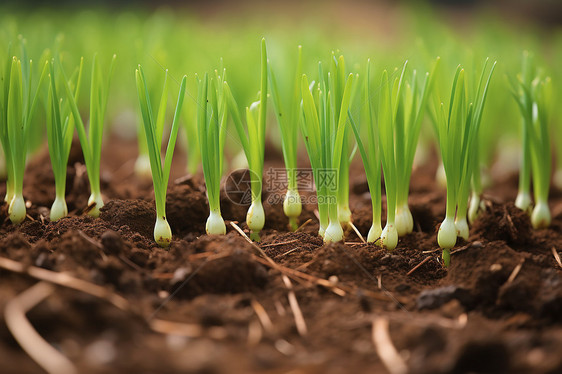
[247,200,265,239]
[87,193,104,218]
[206,210,226,235]
[134,154,152,179]
[438,217,457,250]
[395,204,413,236]
[515,191,532,213]
[50,196,68,221]
[367,222,382,243]
[381,223,398,250]
[154,216,172,247]
[324,219,344,243]
[531,200,551,229]
[8,194,26,225]
[455,216,469,240]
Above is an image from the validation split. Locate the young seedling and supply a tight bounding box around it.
[467,140,484,224]
[0,46,15,205]
[394,60,439,236]
[223,39,268,241]
[351,59,436,249]
[432,60,496,266]
[182,94,201,176]
[268,45,303,231]
[510,52,552,229]
[197,69,228,235]
[300,57,354,243]
[60,55,116,217]
[0,46,48,224]
[377,68,402,250]
[46,59,83,221]
[349,59,382,243]
[330,53,358,229]
[135,71,178,179]
[136,66,187,247]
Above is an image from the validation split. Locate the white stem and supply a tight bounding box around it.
[134,153,152,179]
[206,209,226,235]
[395,203,413,236]
[247,200,265,234]
[87,193,104,218]
[531,199,551,229]
[515,191,532,212]
[554,169,562,190]
[436,162,447,189]
[8,194,26,225]
[318,223,326,238]
[468,192,481,224]
[154,216,172,247]
[381,223,398,250]
[454,216,469,240]
[337,204,352,226]
[438,216,457,250]
[283,189,302,220]
[50,195,68,221]
[367,221,382,243]
[324,219,344,243]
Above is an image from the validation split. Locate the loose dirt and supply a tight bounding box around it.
[0,134,561,373]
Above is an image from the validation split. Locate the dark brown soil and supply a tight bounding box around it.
[1,134,561,374]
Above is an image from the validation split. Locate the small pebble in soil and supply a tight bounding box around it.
[100,230,125,255]
[171,267,192,284]
[395,283,411,292]
[416,285,473,310]
[490,263,503,272]
[166,334,188,351]
[129,248,149,266]
[84,339,117,365]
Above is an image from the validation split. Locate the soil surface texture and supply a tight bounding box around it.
[1,134,561,374]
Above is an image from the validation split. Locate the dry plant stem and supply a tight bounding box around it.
[0,256,129,310]
[506,260,525,285]
[247,319,263,346]
[0,256,230,341]
[261,239,298,247]
[282,275,308,336]
[407,256,432,276]
[295,218,313,232]
[251,299,274,334]
[552,247,562,268]
[231,222,399,303]
[230,221,347,297]
[5,282,78,374]
[372,317,408,374]
[149,319,227,340]
[350,221,367,244]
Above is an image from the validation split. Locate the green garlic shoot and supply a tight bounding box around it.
[1,47,48,224]
[432,60,496,266]
[197,69,228,235]
[394,59,439,237]
[300,58,354,243]
[510,52,552,229]
[223,39,268,241]
[269,45,303,231]
[60,55,116,217]
[349,59,382,243]
[136,66,187,247]
[46,58,83,221]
